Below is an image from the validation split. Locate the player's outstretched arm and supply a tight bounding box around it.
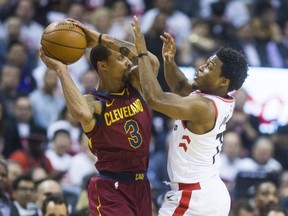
[67,18,159,72]
[39,47,97,132]
[161,33,196,96]
[132,16,213,124]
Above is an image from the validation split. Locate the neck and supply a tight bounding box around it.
[98,81,125,93]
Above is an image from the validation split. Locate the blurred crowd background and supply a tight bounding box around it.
[0,0,288,215]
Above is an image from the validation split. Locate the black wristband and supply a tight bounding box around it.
[138,52,149,58]
[98,33,103,45]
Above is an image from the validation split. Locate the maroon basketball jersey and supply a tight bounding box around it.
[85,84,152,173]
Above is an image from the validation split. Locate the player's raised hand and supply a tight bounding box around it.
[131,16,148,55]
[40,46,67,72]
[66,18,98,48]
[160,32,176,63]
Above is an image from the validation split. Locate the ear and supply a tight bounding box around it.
[97,61,106,71]
[221,77,230,88]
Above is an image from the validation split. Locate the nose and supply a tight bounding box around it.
[199,64,205,72]
[127,57,132,64]
[125,57,132,68]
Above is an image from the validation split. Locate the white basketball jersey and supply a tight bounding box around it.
[167,91,235,183]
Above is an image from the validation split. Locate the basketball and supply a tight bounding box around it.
[41,20,87,65]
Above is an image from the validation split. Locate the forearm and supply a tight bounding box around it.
[138,55,163,106]
[164,60,190,96]
[56,67,93,122]
[101,34,137,62]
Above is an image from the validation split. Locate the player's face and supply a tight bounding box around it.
[106,50,132,82]
[193,55,224,93]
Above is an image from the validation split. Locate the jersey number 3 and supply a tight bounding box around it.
[124,120,143,149]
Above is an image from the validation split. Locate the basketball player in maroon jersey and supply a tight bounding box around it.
[39,19,159,215]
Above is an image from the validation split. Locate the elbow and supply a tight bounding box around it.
[144,93,161,109]
[70,110,93,123]
[153,58,160,72]
[150,55,160,74]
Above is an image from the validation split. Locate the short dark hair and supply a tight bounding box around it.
[42,194,68,215]
[216,47,248,92]
[53,129,70,141]
[89,45,112,72]
[12,174,35,190]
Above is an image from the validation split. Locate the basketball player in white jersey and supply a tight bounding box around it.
[132,16,249,216]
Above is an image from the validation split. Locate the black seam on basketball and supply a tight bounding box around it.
[42,44,72,64]
[42,38,86,49]
[44,28,86,38]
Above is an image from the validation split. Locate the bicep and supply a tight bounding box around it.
[148,93,213,121]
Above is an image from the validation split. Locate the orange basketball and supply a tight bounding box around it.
[41,20,87,65]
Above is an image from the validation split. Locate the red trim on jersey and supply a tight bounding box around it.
[181,120,187,129]
[195,90,234,103]
[211,99,218,122]
[172,182,201,216]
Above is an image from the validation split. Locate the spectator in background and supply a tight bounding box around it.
[0,64,24,119]
[251,181,279,216]
[207,1,237,48]
[144,12,169,92]
[251,1,288,68]
[0,100,7,156]
[232,21,263,67]
[233,199,254,216]
[219,131,244,197]
[238,136,282,174]
[79,69,99,94]
[12,174,37,216]
[36,178,63,216]
[9,133,53,174]
[0,159,20,216]
[41,194,68,216]
[227,89,259,152]
[223,0,251,28]
[141,0,191,48]
[65,133,97,187]
[29,167,48,184]
[178,18,219,66]
[57,107,82,154]
[6,160,23,185]
[14,0,44,59]
[89,7,112,34]
[106,0,134,42]
[0,16,21,66]
[45,121,72,174]
[5,41,37,93]
[3,96,46,158]
[72,173,94,216]
[271,125,288,170]
[280,19,288,66]
[29,69,65,130]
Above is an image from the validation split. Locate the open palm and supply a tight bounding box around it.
[160,32,176,63]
